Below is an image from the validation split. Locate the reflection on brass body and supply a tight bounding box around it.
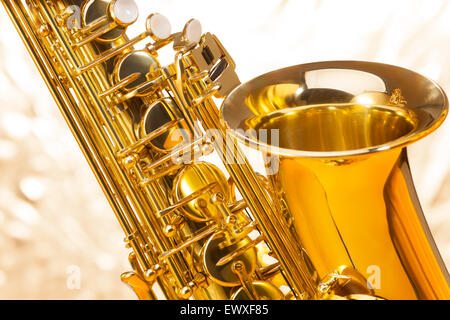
[222,62,450,299]
[2,0,449,300]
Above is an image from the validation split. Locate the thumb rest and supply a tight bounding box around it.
[2,0,450,300]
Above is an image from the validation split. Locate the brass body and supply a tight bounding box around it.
[2,1,449,300]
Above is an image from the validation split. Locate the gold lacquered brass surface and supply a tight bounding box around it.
[231,280,285,300]
[4,0,449,300]
[222,61,450,299]
[203,233,257,287]
[2,0,301,300]
[173,162,230,222]
[82,0,125,42]
[248,103,417,152]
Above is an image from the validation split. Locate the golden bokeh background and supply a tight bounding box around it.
[0,0,449,299]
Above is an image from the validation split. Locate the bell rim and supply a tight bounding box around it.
[220,60,448,158]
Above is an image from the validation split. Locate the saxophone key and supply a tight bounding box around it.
[231,260,260,300]
[146,13,172,41]
[157,182,218,219]
[203,232,257,288]
[113,50,161,97]
[139,99,191,152]
[120,271,156,300]
[117,118,184,159]
[140,137,206,177]
[216,234,265,267]
[228,199,248,214]
[188,33,241,97]
[98,72,140,98]
[158,224,218,261]
[75,13,173,75]
[173,19,202,51]
[172,162,231,222]
[72,0,138,48]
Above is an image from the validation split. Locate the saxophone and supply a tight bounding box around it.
[2,0,449,300]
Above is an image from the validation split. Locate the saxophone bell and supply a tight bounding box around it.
[221,61,450,300]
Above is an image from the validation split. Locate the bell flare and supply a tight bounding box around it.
[221,61,448,159]
[221,61,450,299]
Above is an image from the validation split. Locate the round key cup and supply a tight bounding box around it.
[146,13,172,41]
[109,0,139,27]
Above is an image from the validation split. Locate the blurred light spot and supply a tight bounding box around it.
[96,253,117,271]
[24,270,40,288]
[0,254,16,269]
[0,270,7,287]
[35,243,53,259]
[1,113,31,139]
[0,74,9,93]
[353,95,375,105]
[31,118,55,140]
[0,140,17,160]
[420,63,441,81]
[295,87,304,97]
[5,221,31,240]
[76,290,96,300]
[19,177,46,201]
[11,201,39,224]
[89,198,109,216]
